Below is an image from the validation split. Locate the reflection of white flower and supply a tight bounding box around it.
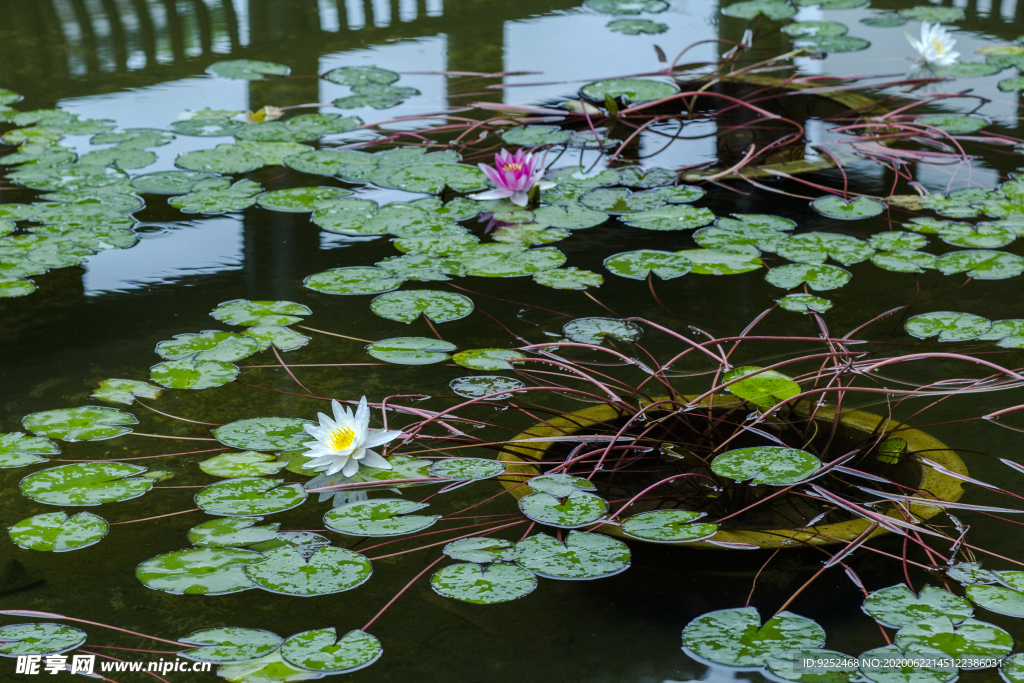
[905,22,959,66]
[300,397,403,477]
[304,473,369,507]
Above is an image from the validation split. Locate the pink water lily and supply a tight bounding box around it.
[472,148,555,207]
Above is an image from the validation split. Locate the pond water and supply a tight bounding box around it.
[3,0,1024,681]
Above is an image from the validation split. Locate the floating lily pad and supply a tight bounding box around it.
[20,462,152,506]
[766,263,852,291]
[8,511,108,552]
[0,277,36,298]
[322,65,400,86]
[10,164,128,192]
[563,318,643,346]
[216,652,320,682]
[429,458,505,480]
[170,119,245,137]
[899,5,964,21]
[861,15,908,26]
[234,121,318,143]
[905,311,992,342]
[765,649,861,683]
[325,499,438,537]
[179,627,283,664]
[604,250,692,280]
[917,115,989,134]
[777,232,875,266]
[723,366,801,408]
[580,78,678,103]
[933,62,1000,78]
[304,267,404,296]
[782,21,848,37]
[333,93,404,109]
[868,231,928,251]
[432,562,538,604]
[694,225,790,253]
[370,290,474,324]
[492,225,571,247]
[0,623,87,657]
[188,518,280,548]
[280,628,381,673]
[137,547,262,595]
[585,0,669,13]
[528,474,597,497]
[0,88,22,105]
[244,325,311,353]
[150,359,240,390]
[156,330,260,363]
[450,375,526,400]
[176,144,266,174]
[947,562,999,586]
[935,250,1024,279]
[796,35,870,52]
[858,645,957,683]
[519,490,609,528]
[452,348,526,371]
[210,299,311,327]
[871,250,936,274]
[896,617,1012,662]
[939,221,1019,249]
[712,446,820,486]
[23,406,137,442]
[0,432,59,468]
[581,188,667,214]
[682,607,826,668]
[501,126,572,147]
[214,417,316,451]
[621,510,718,543]
[532,267,604,290]
[200,452,286,478]
[811,196,885,220]
[244,545,372,596]
[977,319,1024,348]
[196,478,307,517]
[675,247,764,275]
[387,163,488,194]
[621,205,715,231]
[863,585,974,628]
[80,146,157,170]
[444,538,521,563]
[376,254,465,282]
[531,204,609,229]
[207,59,290,80]
[778,294,833,314]
[722,0,798,19]
[256,187,349,212]
[607,18,669,34]
[616,167,676,189]
[999,77,1024,92]
[366,337,456,365]
[515,531,630,580]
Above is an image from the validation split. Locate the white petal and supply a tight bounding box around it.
[355,396,371,435]
[331,399,346,423]
[342,457,360,477]
[510,191,530,207]
[360,449,392,470]
[361,429,404,449]
[538,181,557,190]
[470,189,513,201]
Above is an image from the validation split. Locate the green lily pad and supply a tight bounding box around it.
[868,231,928,251]
[722,0,798,19]
[431,562,538,604]
[933,62,1000,78]
[965,584,1024,618]
[858,645,957,683]
[196,478,307,517]
[947,562,999,586]
[563,318,642,345]
[782,21,848,36]
[999,77,1024,92]
[1,145,77,168]
[370,290,474,324]
[303,267,405,296]
[621,205,715,231]
[26,239,94,267]
[712,446,820,486]
[604,249,692,280]
[581,188,666,214]
[694,225,790,253]
[429,458,505,480]
[0,88,22,105]
[811,196,885,220]
[492,225,570,247]
[322,65,400,86]
[916,115,989,134]
[0,623,87,657]
[615,167,676,188]
[778,294,833,314]
[675,246,764,275]
[580,78,679,103]
[877,438,907,464]
[210,299,311,327]
[765,649,861,683]
[905,311,992,342]
[216,652,321,682]
[20,462,153,506]
[256,187,350,212]
[244,545,372,596]
[450,375,526,400]
[387,162,488,194]
[607,18,669,34]
[234,121,319,143]
[871,250,936,274]
[286,113,362,137]
[137,547,262,595]
[723,366,801,408]
[444,538,521,563]
[777,232,875,266]
[863,585,974,628]
[79,146,157,170]
[178,627,283,663]
[519,490,609,528]
[333,93,404,109]
[528,473,597,497]
[23,406,137,442]
[0,277,37,298]
[515,531,630,580]
[286,150,373,179]
[945,248,1024,280]
[8,511,108,552]
[682,607,826,667]
[244,325,311,353]
[214,417,316,451]
[150,359,240,390]
[861,15,908,26]
[353,83,419,99]
[796,35,871,52]
[392,233,480,256]
[409,197,482,221]
[280,628,381,673]
[376,254,465,281]
[766,263,851,291]
[544,166,620,190]
[366,337,456,365]
[0,432,59,468]
[188,517,280,548]
[621,510,718,543]
[896,617,1011,662]
[937,223,1015,249]
[10,164,128,192]
[200,452,286,478]
[531,204,609,229]
[533,267,603,290]
[2,126,66,145]
[176,144,266,174]
[1004,654,1024,683]
[324,499,438,537]
[452,348,526,371]
[899,5,964,20]
[585,0,669,13]
[156,330,261,362]
[977,319,1024,348]
[170,119,245,137]
[207,59,290,80]
[501,126,572,147]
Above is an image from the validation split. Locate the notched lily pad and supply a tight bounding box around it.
[214,417,316,451]
[196,478,307,517]
[429,458,504,481]
[766,263,851,291]
[711,446,820,486]
[179,627,283,664]
[722,0,798,20]
[366,337,456,365]
[156,330,261,362]
[150,359,240,390]
[137,547,262,595]
[431,562,538,604]
[519,490,609,528]
[200,452,287,478]
[23,406,137,442]
[604,249,692,280]
[621,510,718,543]
[304,267,405,295]
[280,628,382,673]
[452,348,526,371]
[563,318,642,345]
[682,607,825,668]
[580,78,679,103]
[210,299,311,327]
[0,623,87,657]
[811,196,885,220]
[324,499,438,537]
[207,60,290,81]
[863,584,974,628]
[370,290,474,324]
[20,462,153,506]
[243,545,372,596]
[723,366,801,408]
[778,294,832,314]
[0,432,59,469]
[515,531,630,580]
[188,517,281,548]
[8,511,108,552]
[895,617,1012,662]
[904,311,991,342]
[444,538,521,563]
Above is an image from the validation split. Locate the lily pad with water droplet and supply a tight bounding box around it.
[796,35,870,52]
[137,547,262,595]
[430,458,505,480]
[0,623,87,657]
[214,417,316,451]
[528,473,597,497]
[178,628,283,664]
[129,170,219,194]
[563,317,643,346]
[0,277,37,298]
[615,167,676,189]
[896,617,1011,663]
[868,231,928,251]
[211,299,311,327]
[898,5,964,20]
[531,204,609,229]
[303,267,405,296]
[604,249,692,280]
[516,531,630,580]
[244,325,311,353]
[322,65,399,86]
[393,233,480,256]
[175,144,267,174]
[432,562,537,604]
[10,164,128,192]
[721,0,798,19]
[580,78,679,103]
[0,432,59,468]
[207,59,290,80]
[935,249,1024,280]
[444,538,521,563]
[245,545,372,596]
[965,584,1024,618]
[917,115,989,135]
[188,518,280,548]
[23,406,137,442]
[976,319,1024,348]
[694,225,790,253]
[376,254,465,282]
[904,311,992,342]
[712,446,820,486]
[863,585,974,628]
[520,490,608,528]
[766,263,852,291]
[531,267,602,290]
[675,246,764,275]
[234,121,317,144]
[936,223,1015,249]
[325,499,438,537]
[621,205,715,231]
[451,375,527,400]
[723,366,801,408]
[492,225,571,247]
[777,232,875,266]
[256,187,350,213]
[150,359,240,390]
[621,510,718,543]
[8,511,108,552]
[452,348,526,371]
[947,562,999,586]
[683,607,826,668]
[811,196,885,220]
[170,118,245,137]
[871,250,936,274]
[20,462,153,506]
[197,478,307,517]
[366,337,456,365]
[607,18,669,34]
[200,452,287,478]
[585,0,669,12]
[370,290,474,324]
[501,125,572,147]
[155,330,261,363]
[778,294,832,314]
[386,163,488,194]
[80,146,157,170]
[279,628,381,674]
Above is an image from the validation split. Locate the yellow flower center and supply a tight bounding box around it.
[328,426,356,451]
[932,39,946,56]
[502,163,523,172]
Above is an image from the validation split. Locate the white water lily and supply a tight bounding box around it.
[300,397,403,477]
[905,22,959,66]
